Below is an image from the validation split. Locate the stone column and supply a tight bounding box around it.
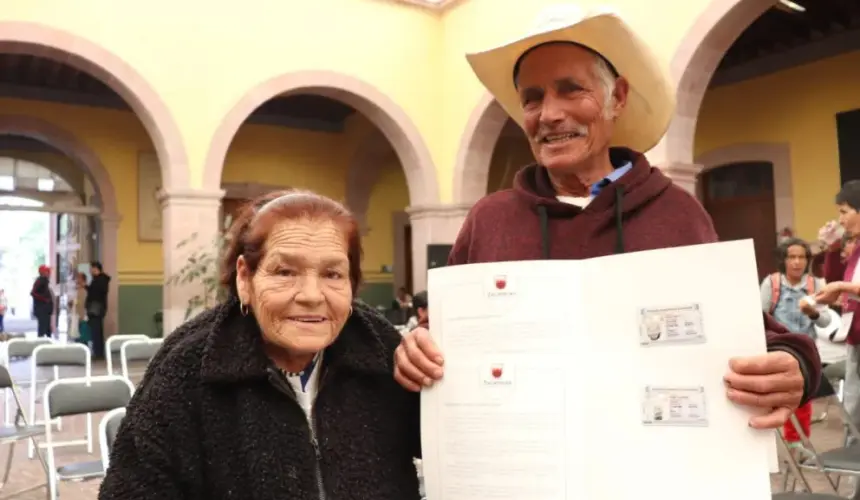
[159,188,225,335]
[100,215,122,337]
[406,203,472,291]
[660,162,705,197]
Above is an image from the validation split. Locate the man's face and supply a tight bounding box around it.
[90,266,100,276]
[516,44,628,171]
[838,203,860,235]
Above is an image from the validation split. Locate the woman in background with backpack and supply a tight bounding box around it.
[761,237,836,451]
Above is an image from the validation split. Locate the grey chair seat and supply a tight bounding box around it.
[804,444,860,472]
[56,460,104,481]
[824,361,846,380]
[0,424,43,443]
[773,494,843,499]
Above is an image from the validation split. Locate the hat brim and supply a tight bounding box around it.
[466,14,676,153]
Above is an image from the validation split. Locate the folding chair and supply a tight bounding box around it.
[27,344,91,459]
[98,407,125,471]
[104,335,148,375]
[119,338,162,382]
[43,376,134,500]
[787,393,860,494]
[0,364,48,499]
[2,338,53,426]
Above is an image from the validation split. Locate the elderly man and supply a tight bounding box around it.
[394,5,820,429]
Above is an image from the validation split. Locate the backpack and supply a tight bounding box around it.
[768,272,816,315]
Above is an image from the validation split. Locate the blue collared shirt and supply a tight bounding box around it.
[590,161,633,197]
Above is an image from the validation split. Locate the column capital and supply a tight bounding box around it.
[659,162,704,195]
[99,214,123,228]
[406,203,472,220]
[157,188,225,209]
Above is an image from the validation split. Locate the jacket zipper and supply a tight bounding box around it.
[268,367,331,500]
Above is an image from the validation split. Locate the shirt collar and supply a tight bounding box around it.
[590,161,633,197]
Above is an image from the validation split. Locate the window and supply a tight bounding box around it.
[0,176,14,191]
[37,178,55,192]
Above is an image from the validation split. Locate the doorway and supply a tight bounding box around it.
[701,161,776,280]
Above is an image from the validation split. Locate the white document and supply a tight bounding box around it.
[421,240,777,500]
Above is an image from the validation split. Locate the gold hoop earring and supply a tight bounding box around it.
[240,301,249,317]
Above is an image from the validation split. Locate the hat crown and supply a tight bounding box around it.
[528,4,619,36]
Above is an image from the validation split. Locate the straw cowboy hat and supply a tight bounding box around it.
[466,4,676,153]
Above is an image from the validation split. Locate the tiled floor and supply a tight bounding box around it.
[0,358,853,499]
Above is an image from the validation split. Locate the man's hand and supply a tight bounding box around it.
[724,351,804,429]
[394,327,445,392]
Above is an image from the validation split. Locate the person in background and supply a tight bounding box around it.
[86,261,110,359]
[404,291,428,332]
[68,272,91,346]
[814,180,860,500]
[761,238,833,451]
[30,265,53,338]
[0,289,7,333]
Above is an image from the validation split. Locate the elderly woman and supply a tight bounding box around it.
[99,190,421,500]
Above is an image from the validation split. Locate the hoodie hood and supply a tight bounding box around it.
[512,147,673,256]
[513,147,672,217]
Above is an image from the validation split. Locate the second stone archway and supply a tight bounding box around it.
[0,115,122,335]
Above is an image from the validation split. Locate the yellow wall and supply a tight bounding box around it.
[695,50,860,241]
[2,0,717,203]
[487,135,533,193]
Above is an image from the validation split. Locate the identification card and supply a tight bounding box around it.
[639,304,705,347]
[642,386,708,427]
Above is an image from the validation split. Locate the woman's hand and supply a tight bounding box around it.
[394,327,444,392]
[815,281,848,305]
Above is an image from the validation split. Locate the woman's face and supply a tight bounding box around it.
[236,218,353,356]
[784,244,808,279]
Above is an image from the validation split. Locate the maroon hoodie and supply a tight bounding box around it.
[448,148,821,403]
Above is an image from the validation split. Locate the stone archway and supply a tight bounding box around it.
[0,22,190,191]
[0,115,121,335]
[695,142,794,232]
[452,94,510,205]
[202,70,439,207]
[651,0,775,166]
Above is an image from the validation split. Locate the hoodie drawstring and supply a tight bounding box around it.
[614,186,625,254]
[537,186,626,259]
[538,205,550,259]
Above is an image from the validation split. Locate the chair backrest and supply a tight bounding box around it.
[6,337,53,359]
[121,339,162,363]
[106,335,149,354]
[0,364,14,390]
[33,343,90,367]
[44,376,134,420]
[99,407,126,470]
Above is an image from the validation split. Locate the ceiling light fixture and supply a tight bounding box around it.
[778,0,806,12]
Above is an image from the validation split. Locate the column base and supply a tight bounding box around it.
[407,203,472,291]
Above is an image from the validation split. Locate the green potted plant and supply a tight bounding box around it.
[163,215,232,323]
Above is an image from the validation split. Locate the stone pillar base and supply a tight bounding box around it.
[159,188,225,335]
[660,162,704,197]
[407,203,472,291]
